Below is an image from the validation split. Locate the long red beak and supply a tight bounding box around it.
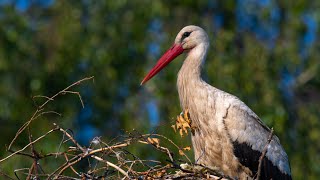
[141,44,184,85]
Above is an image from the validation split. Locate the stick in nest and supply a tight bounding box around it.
[256,128,274,180]
[6,76,94,152]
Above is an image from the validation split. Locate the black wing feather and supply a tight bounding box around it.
[232,141,292,180]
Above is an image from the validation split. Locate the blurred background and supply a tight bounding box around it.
[0,0,319,179]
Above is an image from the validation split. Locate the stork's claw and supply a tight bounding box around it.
[172,109,193,137]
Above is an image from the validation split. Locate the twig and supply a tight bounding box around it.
[32,95,54,101]
[63,153,80,177]
[38,76,94,109]
[7,76,94,150]
[55,123,85,152]
[62,90,85,108]
[26,127,37,180]
[143,133,192,163]
[26,163,35,180]
[87,143,130,156]
[137,139,174,163]
[47,155,79,179]
[14,168,30,180]
[8,109,41,150]
[8,110,61,151]
[7,150,34,158]
[32,111,62,121]
[0,127,59,163]
[0,170,15,180]
[91,155,130,179]
[256,128,274,180]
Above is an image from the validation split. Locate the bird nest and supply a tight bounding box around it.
[0,77,232,180]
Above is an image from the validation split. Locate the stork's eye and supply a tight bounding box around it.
[182,32,191,40]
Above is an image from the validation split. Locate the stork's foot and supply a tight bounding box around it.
[172,109,197,137]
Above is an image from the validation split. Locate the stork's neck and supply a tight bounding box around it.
[178,43,209,81]
[177,42,209,109]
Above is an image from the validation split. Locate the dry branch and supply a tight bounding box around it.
[256,128,274,180]
[7,76,94,151]
[1,76,231,180]
[91,155,130,179]
[1,127,59,163]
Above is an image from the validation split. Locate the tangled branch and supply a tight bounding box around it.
[1,76,230,180]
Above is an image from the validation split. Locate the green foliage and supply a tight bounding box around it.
[0,1,319,179]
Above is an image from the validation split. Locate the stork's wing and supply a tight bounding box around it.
[223,96,292,180]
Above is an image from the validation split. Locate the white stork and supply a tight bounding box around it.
[141,25,292,179]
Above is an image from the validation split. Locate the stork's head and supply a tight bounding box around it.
[141,25,209,85]
[174,25,209,51]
